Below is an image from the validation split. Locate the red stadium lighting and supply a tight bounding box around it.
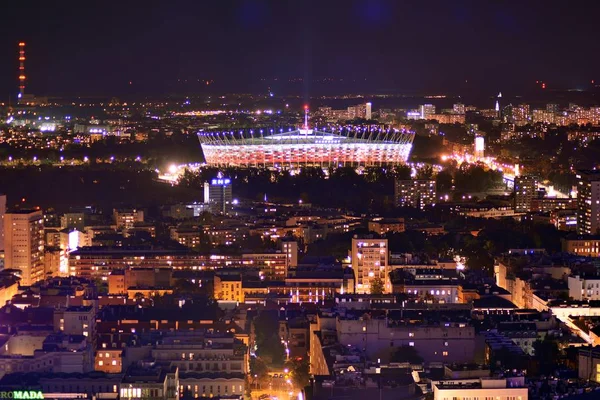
[198,122,415,168]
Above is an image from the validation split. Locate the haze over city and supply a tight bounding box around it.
[2,1,600,97]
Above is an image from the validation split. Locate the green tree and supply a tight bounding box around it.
[287,357,310,389]
[435,170,453,193]
[416,165,433,180]
[250,356,269,378]
[370,278,385,295]
[253,311,285,365]
[390,345,424,364]
[533,338,560,376]
[173,278,203,294]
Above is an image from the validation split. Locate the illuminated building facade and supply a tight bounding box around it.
[453,103,465,114]
[550,209,577,231]
[428,113,466,124]
[198,127,414,168]
[113,208,144,230]
[280,239,298,267]
[474,135,485,158]
[562,235,600,257]
[68,248,287,279]
[577,170,600,234]
[4,209,44,286]
[0,194,5,253]
[419,104,436,119]
[394,179,436,210]
[365,102,372,120]
[368,218,405,235]
[204,177,233,214]
[514,175,539,212]
[433,378,528,400]
[214,274,243,302]
[351,236,389,294]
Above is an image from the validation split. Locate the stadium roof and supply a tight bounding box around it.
[198,127,414,146]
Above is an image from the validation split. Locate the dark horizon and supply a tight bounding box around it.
[2,1,600,99]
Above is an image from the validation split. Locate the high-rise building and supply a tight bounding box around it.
[532,109,555,124]
[347,103,371,120]
[351,235,389,294]
[576,170,600,234]
[204,177,233,214]
[280,239,298,268]
[474,135,485,158]
[113,208,144,230]
[394,179,437,210]
[514,175,539,212]
[0,194,6,253]
[4,209,44,286]
[60,212,85,231]
[419,104,436,119]
[453,103,465,115]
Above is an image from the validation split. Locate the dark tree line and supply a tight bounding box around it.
[180,165,412,213]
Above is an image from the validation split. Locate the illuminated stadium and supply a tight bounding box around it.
[197,125,415,168]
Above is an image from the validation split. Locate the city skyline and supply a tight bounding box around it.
[3,2,600,399]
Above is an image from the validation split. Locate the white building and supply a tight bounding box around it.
[120,365,179,400]
[179,372,245,399]
[568,275,600,301]
[336,315,475,364]
[4,209,44,286]
[351,236,389,294]
[474,135,485,159]
[433,377,527,400]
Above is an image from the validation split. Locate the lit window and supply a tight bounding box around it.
[409,342,414,347]
[443,351,448,356]
[98,361,104,366]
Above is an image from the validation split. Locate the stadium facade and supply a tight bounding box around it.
[197,127,414,168]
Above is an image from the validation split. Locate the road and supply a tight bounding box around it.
[444,153,570,198]
[250,375,297,400]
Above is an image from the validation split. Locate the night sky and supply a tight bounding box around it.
[2,1,599,98]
